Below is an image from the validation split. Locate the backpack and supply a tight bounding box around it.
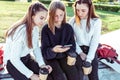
[97,44,120,64]
[0,46,4,71]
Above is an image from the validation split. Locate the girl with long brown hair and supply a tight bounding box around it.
[41,0,80,80]
[69,0,102,80]
[4,1,52,80]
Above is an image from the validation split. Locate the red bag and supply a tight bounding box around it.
[97,44,120,64]
[0,46,3,64]
[0,46,4,71]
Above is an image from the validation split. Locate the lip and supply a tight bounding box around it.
[80,16,83,19]
[79,16,83,17]
[39,23,43,26]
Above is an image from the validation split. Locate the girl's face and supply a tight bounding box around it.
[32,10,47,27]
[54,9,64,26]
[76,3,89,19]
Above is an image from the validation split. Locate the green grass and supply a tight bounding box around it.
[96,10,120,34]
[0,1,30,42]
[0,1,120,42]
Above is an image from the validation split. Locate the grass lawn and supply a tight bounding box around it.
[0,1,120,42]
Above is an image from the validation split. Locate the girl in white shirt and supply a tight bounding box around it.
[69,0,102,80]
[4,2,52,80]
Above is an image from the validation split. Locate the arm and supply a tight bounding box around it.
[66,25,77,58]
[41,26,57,60]
[86,19,102,63]
[3,37,11,65]
[68,18,83,54]
[10,36,33,78]
[32,27,45,66]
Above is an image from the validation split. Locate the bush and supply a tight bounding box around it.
[67,2,74,7]
[28,0,31,2]
[94,4,120,12]
[39,0,51,4]
[113,2,120,5]
[97,0,109,2]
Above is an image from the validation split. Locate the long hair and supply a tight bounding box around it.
[74,0,99,31]
[48,0,66,34]
[6,1,48,48]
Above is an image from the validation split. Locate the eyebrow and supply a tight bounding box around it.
[76,8,87,10]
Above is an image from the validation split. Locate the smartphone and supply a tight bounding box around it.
[62,44,72,48]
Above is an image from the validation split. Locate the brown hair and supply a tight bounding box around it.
[48,1,66,34]
[6,1,48,48]
[74,0,99,31]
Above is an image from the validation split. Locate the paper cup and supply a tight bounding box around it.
[39,73,48,80]
[67,56,76,66]
[82,66,92,75]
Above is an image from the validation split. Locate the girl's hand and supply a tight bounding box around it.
[52,45,70,53]
[40,65,52,74]
[39,65,52,80]
[46,65,52,73]
[79,52,87,60]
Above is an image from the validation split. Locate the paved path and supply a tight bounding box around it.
[100,29,120,60]
[99,29,120,80]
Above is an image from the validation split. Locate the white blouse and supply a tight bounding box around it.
[69,17,102,63]
[3,24,44,78]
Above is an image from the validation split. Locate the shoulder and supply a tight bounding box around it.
[63,23,73,30]
[42,24,49,30]
[10,24,26,41]
[14,24,26,36]
[16,24,26,34]
[69,16,75,24]
[92,18,102,24]
[91,18,102,30]
[41,24,50,34]
[62,23,74,33]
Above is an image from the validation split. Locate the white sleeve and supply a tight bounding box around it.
[3,38,11,65]
[86,19,102,63]
[76,42,83,54]
[33,27,45,66]
[69,17,83,54]
[9,29,33,78]
[10,40,33,78]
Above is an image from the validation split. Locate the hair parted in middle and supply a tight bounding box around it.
[48,0,66,34]
[74,0,99,31]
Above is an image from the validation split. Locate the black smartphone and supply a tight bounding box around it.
[62,44,72,48]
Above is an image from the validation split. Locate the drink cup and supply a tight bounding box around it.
[67,56,76,66]
[82,61,92,75]
[39,68,49,80]
[82,66,92,75]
